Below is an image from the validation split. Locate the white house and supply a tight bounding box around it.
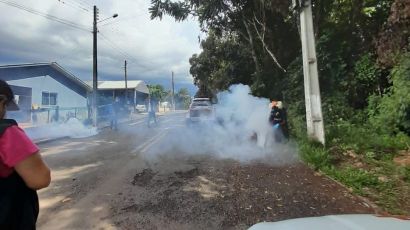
[90,80,149,106]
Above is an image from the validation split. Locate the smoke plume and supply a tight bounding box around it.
[142,84,298,164]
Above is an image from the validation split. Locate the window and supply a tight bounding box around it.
[42,92,57,106]
[49,93,57,105]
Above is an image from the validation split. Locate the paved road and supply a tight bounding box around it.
[37,112,375,230]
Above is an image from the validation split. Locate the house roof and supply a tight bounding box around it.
[0,62,92,97]
[87,80,149,94]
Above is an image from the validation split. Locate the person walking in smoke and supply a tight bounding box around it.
[111,97,121,130]
[147,97,157,127]
[0,80,51,229]
[269,100,287,143]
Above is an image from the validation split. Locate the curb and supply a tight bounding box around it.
[33,115,148,144]
[31,112,171,144]
[316,168,383,214]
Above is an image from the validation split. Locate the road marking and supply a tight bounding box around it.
[139,130,168,153]
[129,120,145,126]
[131,130,167,154]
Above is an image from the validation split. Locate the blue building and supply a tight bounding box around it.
[0,62,91,124]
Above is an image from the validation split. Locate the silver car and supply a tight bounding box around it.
[186,98,215,125]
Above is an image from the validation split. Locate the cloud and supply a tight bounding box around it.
[0,0,201,87]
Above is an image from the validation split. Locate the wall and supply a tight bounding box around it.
[8,75,87,108]
[7,76,89,124]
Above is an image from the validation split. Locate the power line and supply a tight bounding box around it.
[69,0,92,9]
[56,0,90,13]
[0,0,91,32]
[98,32,158,71]
[98,32,138,63]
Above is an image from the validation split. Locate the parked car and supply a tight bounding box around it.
[135,104,146,112]
[186,98,215,125]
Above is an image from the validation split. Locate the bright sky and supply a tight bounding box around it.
[0,0,201,93]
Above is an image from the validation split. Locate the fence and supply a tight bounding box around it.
[97,103,133,123]
[30,107,89,125]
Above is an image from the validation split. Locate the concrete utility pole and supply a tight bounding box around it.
[92,5,99,127]
[293,0,325,144]
[171,71,175,111]
[124,60,128,103]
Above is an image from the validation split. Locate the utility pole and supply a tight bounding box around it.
[92,5,99,127]
[171,71,175,111]
[293,0,325,144]
[124,60,128,104]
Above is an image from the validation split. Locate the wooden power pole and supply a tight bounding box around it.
[124,60,128,104]
[92,5,99,127]
[171,71,175,111]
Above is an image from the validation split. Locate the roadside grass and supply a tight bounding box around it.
[297,124,410,215]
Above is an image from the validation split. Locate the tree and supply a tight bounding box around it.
[147,84,168,101]
[148,0,403,134]
[175,88,191,109]
[150,0,299,99]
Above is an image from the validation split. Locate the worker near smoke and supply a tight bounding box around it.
[147,96,157,127]
[269,101,286,142]
[0,80,51,229]
[277,101,289,139]
[111,97,121,130]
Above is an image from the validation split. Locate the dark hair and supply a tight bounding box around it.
[0,80,19,111]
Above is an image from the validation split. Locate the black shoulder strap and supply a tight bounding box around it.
[0,119,18,136]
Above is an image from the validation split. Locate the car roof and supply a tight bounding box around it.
[193,98,210,101]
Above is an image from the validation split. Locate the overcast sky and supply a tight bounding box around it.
[0,0,202,93]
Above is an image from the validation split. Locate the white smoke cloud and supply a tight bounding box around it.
[142,84,298,164]
[25,118,97,141]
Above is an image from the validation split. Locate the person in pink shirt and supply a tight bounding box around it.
[0,80,51,229]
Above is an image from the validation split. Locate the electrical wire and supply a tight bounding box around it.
[0,0,91,32]
[98,32,159,71]
[69,0,92,9]
[56,0,89,13]
[98,32,138,63]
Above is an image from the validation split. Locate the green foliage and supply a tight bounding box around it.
[189,33,255,94]
[403,167,410,182]
[326,120,410,154]
[148,84,168,101]
[369,53,410,135]
[175,88,191,109]
[298,139,331,170]
[324,166,380,194]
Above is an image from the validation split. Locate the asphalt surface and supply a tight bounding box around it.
[36,112,375,230]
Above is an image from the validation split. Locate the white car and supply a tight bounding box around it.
[186,98,215,124]
[135,104,146,112]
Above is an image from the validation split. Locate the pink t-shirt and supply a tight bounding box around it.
[0,125,39,178]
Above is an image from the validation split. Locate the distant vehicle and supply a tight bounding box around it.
[186,98,215,125]
[135,104,146,112]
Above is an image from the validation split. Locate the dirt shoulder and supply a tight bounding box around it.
[110,156,375,230]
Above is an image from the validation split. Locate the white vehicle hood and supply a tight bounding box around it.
[248,214,410,230]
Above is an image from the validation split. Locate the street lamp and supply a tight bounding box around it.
[99,13,118,23]
[92,6,118,127]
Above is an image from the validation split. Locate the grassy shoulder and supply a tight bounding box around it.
[297,123,410,215]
